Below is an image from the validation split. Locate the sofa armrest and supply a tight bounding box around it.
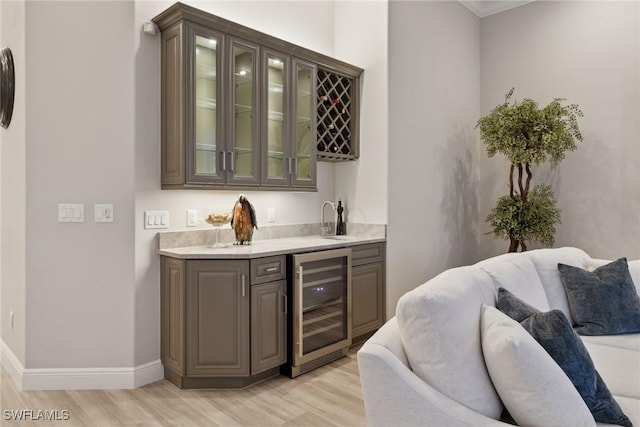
[358,320,509,427]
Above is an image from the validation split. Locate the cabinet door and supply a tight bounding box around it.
[160,22,185,187]
[226,37,260,186]
[161,257,186,375]
[352,262,385,338]
[186,260,250,377]
[186,23,226,185]
[251,280,286,374]
[291,59,317,188]
[262,49,291,187]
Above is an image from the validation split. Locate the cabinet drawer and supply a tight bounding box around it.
[251,256,286,284]
[351,243,385,266]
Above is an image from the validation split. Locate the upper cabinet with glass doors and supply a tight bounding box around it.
[153,3,362,191]
[261,52,317,189]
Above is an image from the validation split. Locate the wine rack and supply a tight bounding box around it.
[316,69,358,161]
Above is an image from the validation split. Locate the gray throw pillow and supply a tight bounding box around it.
[495,287,538,322]
[558,258,640,335]
[497,288,632,427]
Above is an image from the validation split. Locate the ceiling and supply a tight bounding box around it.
[459,0,536,18]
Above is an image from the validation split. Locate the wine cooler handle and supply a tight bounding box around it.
[229,151,235,172]
[221,150,226,171]
[293,157,298,175]
[242,275,246,297]
[298,265,304,358]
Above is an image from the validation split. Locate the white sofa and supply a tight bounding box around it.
[358,247,640,427]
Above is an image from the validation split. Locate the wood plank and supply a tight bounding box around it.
[0,348,366,426]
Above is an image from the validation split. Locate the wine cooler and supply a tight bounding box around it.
[285,248,352,378]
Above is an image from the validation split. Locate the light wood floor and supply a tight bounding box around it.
[1,349,367,427]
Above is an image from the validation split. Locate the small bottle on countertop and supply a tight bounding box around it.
[336,200,346,235]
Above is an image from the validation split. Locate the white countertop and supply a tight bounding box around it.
[158,235,385,259]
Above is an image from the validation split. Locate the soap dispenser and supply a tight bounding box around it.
[336,200,346,235]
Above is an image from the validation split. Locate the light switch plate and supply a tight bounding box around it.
[144,211,169,229]
[95,204,114,223]
[58,204,84,223]
[267,207,276,222]
[187,209,197,227]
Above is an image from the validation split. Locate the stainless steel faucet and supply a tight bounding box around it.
[320,200,336,236]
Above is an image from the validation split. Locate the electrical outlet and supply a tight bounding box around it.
[187,209,197,227]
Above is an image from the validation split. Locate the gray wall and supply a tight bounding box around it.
[1,0,27,364]
[24,1,137,368]
[388,1,481,316]
[479,1,640,260]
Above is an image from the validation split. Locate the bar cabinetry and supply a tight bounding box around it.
[153,3,362,190]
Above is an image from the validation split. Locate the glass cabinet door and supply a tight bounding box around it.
[187,25,225,184]
[227,38,260,186]
[291,59,316,188]
[262,50,290,186]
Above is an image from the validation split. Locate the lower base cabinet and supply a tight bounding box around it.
[351,243,386,343]
[160,242,385,388]
[251,280,287,374]
[161,256,286,389]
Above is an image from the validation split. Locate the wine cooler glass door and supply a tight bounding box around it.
[293,248,352,367]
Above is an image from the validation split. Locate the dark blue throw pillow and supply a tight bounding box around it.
[558,258,640,335]
[497,288,632,427]
[495,287,538,322]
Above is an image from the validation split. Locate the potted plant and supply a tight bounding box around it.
[476,88,583,252]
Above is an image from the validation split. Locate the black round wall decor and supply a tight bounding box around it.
[0,47,15,129]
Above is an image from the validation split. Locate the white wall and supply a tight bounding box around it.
[479,1,640,260]
[387,1,481,316]
[1,0,27,365]
[333,1,388,225]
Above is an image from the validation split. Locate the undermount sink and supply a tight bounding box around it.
[320,235,350,240]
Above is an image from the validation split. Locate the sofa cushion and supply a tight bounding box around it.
[480,304,596,427]
[559,258,640,335]
[581,333,640,400]
[526,247,591,323]
[497,288,632,427]
[476,253,550,311]
[396,266,502,419]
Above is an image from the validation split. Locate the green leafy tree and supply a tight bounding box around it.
[477,88,583,252]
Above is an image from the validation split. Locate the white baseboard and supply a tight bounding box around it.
[1,339,25,389]
[1,340,164,390]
